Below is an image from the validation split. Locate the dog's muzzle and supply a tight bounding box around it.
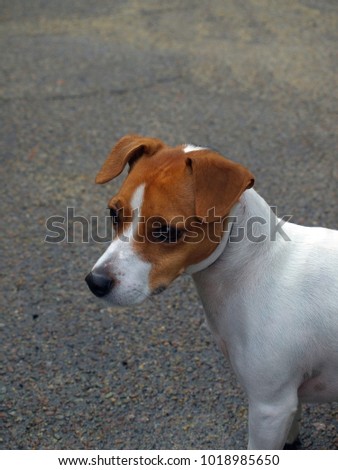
[85,272,114,298]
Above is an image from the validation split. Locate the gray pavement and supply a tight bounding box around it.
[0,0,337,450]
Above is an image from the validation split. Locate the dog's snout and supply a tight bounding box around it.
[85,272,114,298]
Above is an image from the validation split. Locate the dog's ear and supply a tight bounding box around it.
[186,152,254,222]
[95,134,165,184]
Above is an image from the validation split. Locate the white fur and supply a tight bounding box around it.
[183,144,206,153]
[90,181,338,449]
[192,188,338,449]
[92,184,151,305]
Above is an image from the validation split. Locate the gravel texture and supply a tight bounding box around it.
[0,0,337,450]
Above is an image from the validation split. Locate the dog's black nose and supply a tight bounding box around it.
[85,272,114,298]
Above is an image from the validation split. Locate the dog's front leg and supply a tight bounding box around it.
[247,393,299,450]
[284,402,302,448]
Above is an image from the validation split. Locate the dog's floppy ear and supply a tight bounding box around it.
[95,134,165,184]
[186,152,254,222]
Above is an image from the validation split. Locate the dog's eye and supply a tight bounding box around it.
[152,225,184,243]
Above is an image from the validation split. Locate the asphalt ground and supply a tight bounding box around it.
[0,0,337,450]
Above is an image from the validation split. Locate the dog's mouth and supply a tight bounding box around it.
[85,271,168,305]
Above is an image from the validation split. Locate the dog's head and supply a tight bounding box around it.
[85,134,254,305]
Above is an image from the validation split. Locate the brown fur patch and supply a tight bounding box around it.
[98,137,254,293]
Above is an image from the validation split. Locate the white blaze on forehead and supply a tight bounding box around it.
[92,183,146,269]
[92,182,151,305]
[183,144,206,153]
[129,183,145,237]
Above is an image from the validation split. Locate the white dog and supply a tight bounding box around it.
[86,135,338,449]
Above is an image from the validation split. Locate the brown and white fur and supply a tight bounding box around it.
[86,135,338,449]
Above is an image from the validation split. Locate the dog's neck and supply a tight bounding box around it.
[184,207,238,275]
[191,188,279,287]
[189,188,282,323]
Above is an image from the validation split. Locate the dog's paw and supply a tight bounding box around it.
[283,437,302,450]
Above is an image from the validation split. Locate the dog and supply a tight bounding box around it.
[85,134,338,449]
